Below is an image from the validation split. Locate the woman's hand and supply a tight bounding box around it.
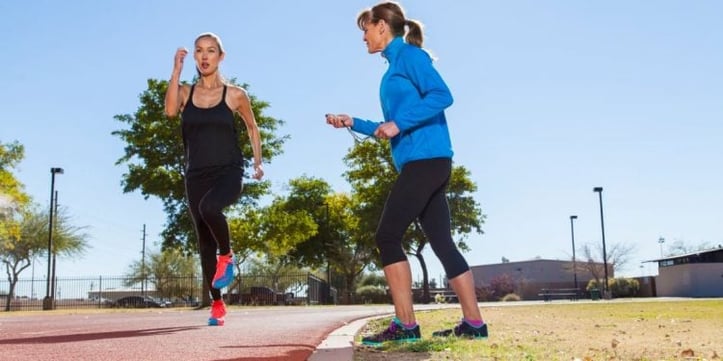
[173,47,188,75]
[252,164,264,180]
[325,113,353,128]
[374,121,400,139]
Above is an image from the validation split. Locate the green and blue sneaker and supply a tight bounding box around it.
[432,319,488,339]
[361,317,421,346]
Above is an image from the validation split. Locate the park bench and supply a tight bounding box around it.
[538,288,580,301]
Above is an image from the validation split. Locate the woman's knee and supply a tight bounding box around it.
[375,236,407,266]
[198,200,222,221]
[438,249,470,279]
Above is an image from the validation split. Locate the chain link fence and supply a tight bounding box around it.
[0,272,337,312]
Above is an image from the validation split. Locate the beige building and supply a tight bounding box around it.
[647,247,723,297]
[469,258,611,300]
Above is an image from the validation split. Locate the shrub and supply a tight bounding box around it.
[586,279,603,292]
[358,273,387,288]
[585,278,640,298]
[355,285,388,304]
[489,274,517,300]
[434,293,446,304]
[476,286,494,302]
[609,278,640,298]
[501,293,521,302]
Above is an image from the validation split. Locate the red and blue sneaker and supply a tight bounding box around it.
[212,253,234,289]
[208,300,226,326]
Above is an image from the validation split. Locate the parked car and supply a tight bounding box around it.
[114,296,165,308]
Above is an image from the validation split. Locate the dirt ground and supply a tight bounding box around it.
[353,299,723,361]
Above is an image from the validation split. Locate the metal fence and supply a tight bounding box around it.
[0,272,335,312]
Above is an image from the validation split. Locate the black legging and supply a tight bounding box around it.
[185,165,242,300]
[375,158,470,279]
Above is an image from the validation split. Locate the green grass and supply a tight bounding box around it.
[355,299,723,361]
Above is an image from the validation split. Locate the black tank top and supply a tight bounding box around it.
[181,85,243,172]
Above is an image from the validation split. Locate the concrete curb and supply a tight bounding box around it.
[308,317,374,361]
[307,303,463,361]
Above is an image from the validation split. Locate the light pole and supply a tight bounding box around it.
[43,167,63,310]
[51,190,58,302]
[569,215,579,291]
[658,236,665,257]
[592,187,609,298]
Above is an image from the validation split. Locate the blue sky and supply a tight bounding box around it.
[2,1,721,284]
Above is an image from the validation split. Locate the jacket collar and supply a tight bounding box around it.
[381,36,405,62]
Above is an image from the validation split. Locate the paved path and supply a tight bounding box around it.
[2,299,678,360]
[0,305,401,361]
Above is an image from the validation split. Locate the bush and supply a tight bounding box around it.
[355,285,388,304]
[434,293,446,304]
[609,278,640,298]
[501,293,521,302]
[586,278,640,298]
[586,279,603,292]
[489,274,517,300]
[358,273,387,288]
[476,286,494,302]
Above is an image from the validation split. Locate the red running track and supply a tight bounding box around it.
[0,305,394,361]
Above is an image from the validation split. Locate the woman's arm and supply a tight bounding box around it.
[393,47,453,132]
[230,86,264,180]
[164,47,190,118]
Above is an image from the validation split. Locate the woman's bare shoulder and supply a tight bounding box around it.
[226,84,249,99]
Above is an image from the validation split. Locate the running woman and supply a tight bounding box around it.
[164,32,263,326]
[326,1,487,344]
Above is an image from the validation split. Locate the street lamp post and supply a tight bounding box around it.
[43,167,63,310]
[569,215,579,292]
[658,237,665,257]
[592,187,609,298]
[51,190,58,303]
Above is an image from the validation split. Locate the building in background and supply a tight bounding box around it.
[645,247,723,297]
[469,258,611,300]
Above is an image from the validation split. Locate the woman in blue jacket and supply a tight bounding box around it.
[326,1,487,345]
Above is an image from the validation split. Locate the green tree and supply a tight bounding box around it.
[124,248,199,300]
[275,176,377,304]
[259,197,319,258]
[221,196,317,306]
[239,256,310,302]
[1,205,89,311]
[324,192,378,304]
[0,140,29,249]
[227,196,318,276]
[343,140,485,303]
[112,79,287,251]
[282,176,334,268]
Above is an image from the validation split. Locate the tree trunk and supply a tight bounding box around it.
[5,276,17,312]
[413,247,430,304]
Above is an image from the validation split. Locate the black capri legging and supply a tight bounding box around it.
[185,165,243,300]
[375,157,470,279]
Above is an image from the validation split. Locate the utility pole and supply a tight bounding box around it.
[658,236,665,257]
[141,224,146,297]
[569,215,579,291]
